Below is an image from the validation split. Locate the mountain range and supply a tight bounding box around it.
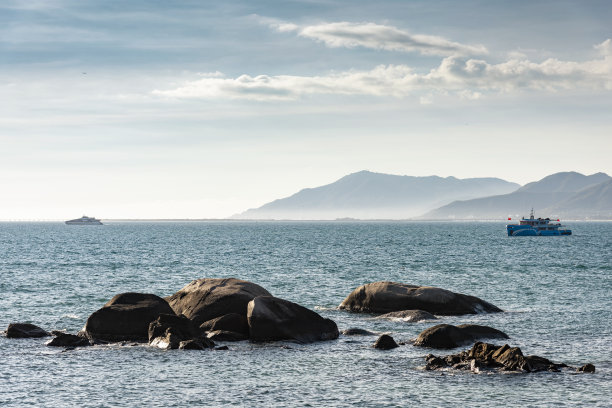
[233,170,612,220]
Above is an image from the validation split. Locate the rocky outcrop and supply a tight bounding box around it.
[373,334,399,350]
[339,281,502,315]
[148,314,214,350]
[166,278,271,326]
[247,296,339,343]
[5,323,50,338]
[199,313,249,337]
[82,293,175,342]
[46,332,91,347]
[424,342,571,373]
[415,324,509,349]
[377,310,437,322]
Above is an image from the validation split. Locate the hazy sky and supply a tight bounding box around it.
[1,0,611,219]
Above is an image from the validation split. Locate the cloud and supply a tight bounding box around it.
[153,40,612,101]
[272,21,488,57]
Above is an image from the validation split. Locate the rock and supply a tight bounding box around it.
[341,328,377,336]
[424,342,568,373]
[373,334,399,350]
[166,278,271,326]
[414,324,509,349]
[339,281,502,315]
[377,310,438,322]
[148,314,214,350]
[206,330,248,342]
[5,323,50,338]
[199,313,249,337]
[47,332,91,347]
[577,364,595,373]
[83,293,175,342]
[247,296,339,343]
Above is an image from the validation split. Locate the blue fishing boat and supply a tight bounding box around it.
[506,210,571,236]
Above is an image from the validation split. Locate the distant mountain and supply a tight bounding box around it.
[233,171,520,220]
[423,172,612,219]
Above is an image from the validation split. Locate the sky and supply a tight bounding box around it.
[1,0,611,219]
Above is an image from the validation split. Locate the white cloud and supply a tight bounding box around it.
[272,21,488,57]
[153,40,612,101]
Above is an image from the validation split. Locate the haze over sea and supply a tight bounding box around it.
[1,221,611,407]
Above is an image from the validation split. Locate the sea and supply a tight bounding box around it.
[1,221,610,407]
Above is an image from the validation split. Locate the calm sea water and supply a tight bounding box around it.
[1,221,610,407]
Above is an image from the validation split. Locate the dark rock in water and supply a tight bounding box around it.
[373,334,399,350]
[414,324,509,349]
[166,278,271,327]
[341,328,376,336]
[377,309,438,322]
[148,314,214,350]
[339,281,502,315]
[248,296,339,343]
[83,293,175,342]
[577,364,596,373]
[206,330,248,342]
[6,323,50,338]
[178,339,209,350]
[47,332,91,347]
[425,342,569,373]
[200,313,249,337]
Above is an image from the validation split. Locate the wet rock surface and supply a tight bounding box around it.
[5,323,50,338]
[339,281,502,315]
[373,334,399,350]
[415,324,509,349]
[83,293,176,342]
[248,296,339,343]
[424,342,576,373]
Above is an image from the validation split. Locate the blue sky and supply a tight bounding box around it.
[1,0,611,219]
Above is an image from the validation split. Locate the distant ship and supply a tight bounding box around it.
[65,216,103,225]
[506,210,571,236]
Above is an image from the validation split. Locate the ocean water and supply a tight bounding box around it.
[1,221,610,407]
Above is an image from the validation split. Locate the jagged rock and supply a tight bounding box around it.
[414,324,509,349]
[82,293,175,342]
[341,328,376,336]
[200,313,249,337]
[206,330,248,342]
[166,278,271,327]
[5,323,50,338]
[373,334,399,350]
[577,364,596,373]
[377,310,438,322]
[424,342,569,373]
[248,296,339,343]
[46,332,91,347]
[339,281,502,315]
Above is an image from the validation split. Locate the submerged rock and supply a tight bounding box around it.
[339,281,502,315]
[247,296,339,343]
[46,332,91,348]
[166,278,271,327]
[424,342,569,373]
[377,310,438,322]
[5,323,50,338]
[373,334,399,350]
[83,293,175,342]
[200,313,249,337]
[414,324,509,349]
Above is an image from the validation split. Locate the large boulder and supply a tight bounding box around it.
[199,313,249,337]
[339,281,502,315]
[415,324,509,349]
[166,278,271,327]
[377,310,437,322]
[82,293,175,342]
[247,296,339,343]
[5,323,50,338]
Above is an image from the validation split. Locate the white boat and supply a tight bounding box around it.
[65,216,103,225]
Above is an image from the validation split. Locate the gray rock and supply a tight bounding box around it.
[6,323,50,338]
[414,324,509,349]
[248,296,339,343]
[339,281,502,315]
